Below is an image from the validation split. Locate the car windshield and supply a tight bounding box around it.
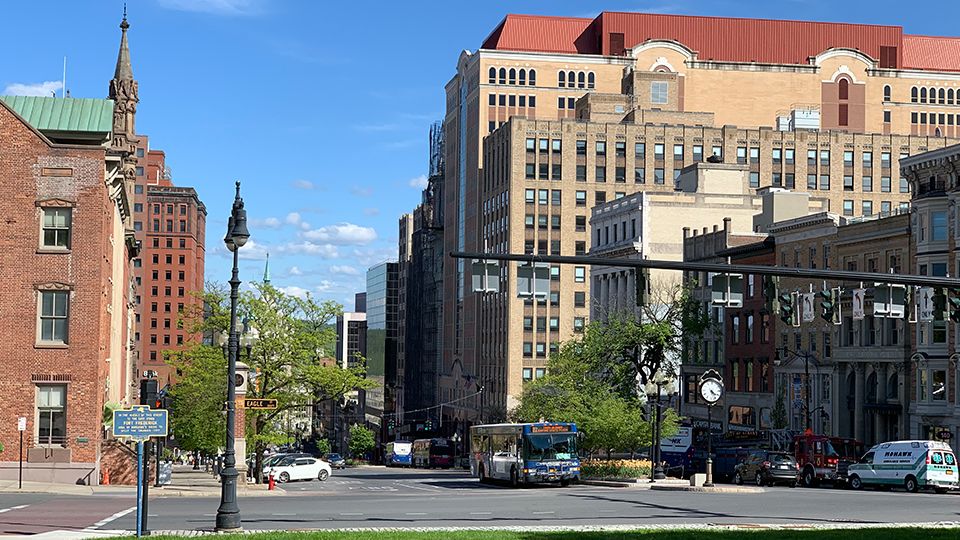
[327,454,342,460]
[770,453,795,463]
[822,440,839,458]
[277,456,298,466]
[524,433,577,461]
[264,455,287,467]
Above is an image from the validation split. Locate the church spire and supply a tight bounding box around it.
[263,253,271,284]
[114,5,134,81]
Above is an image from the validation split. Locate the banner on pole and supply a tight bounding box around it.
[802,293,816,322]
[852,289,866,320]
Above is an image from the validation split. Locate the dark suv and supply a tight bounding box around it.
[734,450,798,487]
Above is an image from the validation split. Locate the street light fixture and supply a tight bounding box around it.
[216,181,250,532]
[644,371,677,482]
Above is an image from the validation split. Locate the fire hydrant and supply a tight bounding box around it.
[268,472,276,491]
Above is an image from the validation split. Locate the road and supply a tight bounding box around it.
[1,467,958,535]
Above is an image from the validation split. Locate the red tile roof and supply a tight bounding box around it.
[481,12,960,72]
[903,35,960,72]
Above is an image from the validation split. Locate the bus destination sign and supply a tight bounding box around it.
[531,424,569,433]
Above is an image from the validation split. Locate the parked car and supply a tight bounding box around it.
[734,450,799,487]
[263,456,332,483]
[262,452,312,469]
[324,453,346,469]
[847,440,958,493]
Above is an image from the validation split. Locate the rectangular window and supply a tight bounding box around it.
[843,151,854,166]
[862,151,873,167]
[881,152,891,167]
[550,190,561,206]
[843,175,854,191]
[749,147,759,164]
[526,138,535,151]
[900,177,909,193]
[712,146,723,160]
[673,144,684,160]
[881,176,891,192]
[575,215,586,231]
[36,384,67,445]
[737,147,747,164]
[772,173,782,187]
[539,163,548,179]
[135,184,143,194]
[772,148,782,164]
[574,291,586,307]
[574,267,585,283]
[525,189,535,203]
[615,142,626,157]
[820,150,830,166]
[862,200,873,216]
[785,173,795,189]
[595,166,606,182]
[862,176,873,192]
[576,140,586,155]
[615,166,626,182]
[539,139,548,153]
[635,142,646,158]
[932,211,948,241]
[525,215,534,229]
[807,174,817,190]
[880,201,891,214]
[650,81,668,104]
[749,172,760,188]
[552,139,561,153]
[843,200,854,216]
[654,168,664,184]
[634,167,645,183]
[38,290,69,344]
[595,191,606,205]
[41,208,71,249]
[576,165,586,181]
[693,145,703,162]
[573,317,585,333]
[654,144,664,160]
[820,175,830,190]
[575,191,586,206]
[596,141,606,156]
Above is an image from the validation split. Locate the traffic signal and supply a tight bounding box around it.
[949,289,960,323]
[140,378,158,407]
[763,276,780,312]
[424,419,433,431]
[819,288,841,325]
[634,268,649,307]
[387,418,396,431]
[779,291,798,327]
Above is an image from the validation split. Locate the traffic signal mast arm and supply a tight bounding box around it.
[451,252,960,289]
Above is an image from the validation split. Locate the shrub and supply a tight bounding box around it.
[581,459,651,479]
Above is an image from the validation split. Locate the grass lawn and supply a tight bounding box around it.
[119,527,960,540]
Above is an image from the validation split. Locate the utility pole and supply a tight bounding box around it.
[805,352,812,431]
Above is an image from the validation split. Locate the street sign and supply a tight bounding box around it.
[919,287,935,321]
[852,288,866,320]
[113,405,168,441]
[938,430,953,440]
[17,417,26,431]
[241,398,278,410]
[802,293,816,322]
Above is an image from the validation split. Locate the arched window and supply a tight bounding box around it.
[488,67,496,84]
[931,87,938,104]
[920,87,927,103]
[936,127,942,137]
[528,69,536,85]
[887,372,898,399]
[567,71,575,88]
[912,87,918,103]
[518,69,526,85]
[558,70,565,88]
[939,88,946,104]
[883,85,891,102]
[508,68,516,85]
[948,88,955,105]
[587,72,595,89]
[577,71,585,88]
[498,68,506,85]
[838,78,849,100]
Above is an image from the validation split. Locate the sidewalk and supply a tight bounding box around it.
[0,465,284,497]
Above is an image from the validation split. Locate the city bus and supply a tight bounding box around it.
[469,422,580,487]
[385,440,413,467]
[659,426,694,477]
[412,438,454,468]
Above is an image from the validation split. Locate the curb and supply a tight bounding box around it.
[581,479,691,489]
[650,484,765,493]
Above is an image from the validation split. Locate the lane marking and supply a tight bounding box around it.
[470,512,492,515]
[339,512,364,516]
[397,482,442,492]
[86,506,136,530]
[272,513,297,516]
[533,511,556,515]
[0,505,29,514]
[405,512,428,516]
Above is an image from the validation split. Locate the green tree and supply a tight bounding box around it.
[348,424,375,458]
[315,438,331,455]
[167,345,227,455]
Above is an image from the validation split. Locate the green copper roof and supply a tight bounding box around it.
[0,95,114,136]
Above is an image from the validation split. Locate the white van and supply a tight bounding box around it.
[847,440,958,493]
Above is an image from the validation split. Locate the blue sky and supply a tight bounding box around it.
[3,0,959,311]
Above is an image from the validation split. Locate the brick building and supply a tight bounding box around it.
[0,16,139,483]
[439,11,960,422]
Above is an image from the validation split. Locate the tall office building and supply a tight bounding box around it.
[440,11,960,422]
[365,262,399,434]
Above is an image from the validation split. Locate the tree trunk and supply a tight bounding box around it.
[252,415,266,482]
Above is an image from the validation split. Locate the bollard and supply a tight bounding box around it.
[268,472,275,491]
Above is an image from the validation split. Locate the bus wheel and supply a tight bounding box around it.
[510,467,519,488]
[849,475,863,490]
[904,476,918,493]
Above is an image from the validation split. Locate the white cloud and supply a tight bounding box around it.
[352,247,398,267]
[330,265,359,276]
[302,223,377,245]
[292,179,314,190]
[350,186,373,198]
[288,266,303,276]
[277,241,339,258]
[235,239,269,261]
[408,174,429,189]
[285,212,311,230]
[156,0,260,15]
[251,217,281,229]
[278,285,310,299]
[363,208,380,216]
[3,81,63,97]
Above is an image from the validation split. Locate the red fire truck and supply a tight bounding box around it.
[792,430,864,488]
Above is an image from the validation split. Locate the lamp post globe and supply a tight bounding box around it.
[216,181,250,532]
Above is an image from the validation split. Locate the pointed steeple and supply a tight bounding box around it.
[115,5,134,80]
[263,253,271,284]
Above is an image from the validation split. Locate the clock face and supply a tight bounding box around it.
[234,374,245,388]
[700,379,723,403]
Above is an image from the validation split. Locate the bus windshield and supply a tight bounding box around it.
[524,433,577,461]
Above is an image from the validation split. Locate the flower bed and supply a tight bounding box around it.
[581,459,652,480]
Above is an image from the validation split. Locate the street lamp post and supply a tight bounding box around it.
[216,181,250,532]
[645,372,676,482]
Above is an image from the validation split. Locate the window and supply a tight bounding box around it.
[654,168,664,184]
[595,166,606,182]
[883,110,891,123]
[842,200,854,216]
[551,215,561,230]
[576,140,586,155]
[574,291,585,307]
[807,174,817,190]
[36,385,67,445]
[862,200,873,216]
[673,144,684,160]
[749,147,759,164]
[575,191,586,206]
[819,175,830,190]
[651,81,668,104]
[838,78,849,100]
[712,146,723,160]
[838,104,848,126]
[615,142,626,157]
[587,72,595,89]
[529,70,536,85]
[807,149,817,166]
[575,215,586,231]
[525,138,535,152]
[538,163,548,179]
[737,147,747,164]
[596,141,606,156]
[654,144,664,160]
[635,142,646,158]
[615,167,626,182]
[933,370,946,401]
[634,167,645,183]
[574,267,585,283]
[525,189,535,203]
[135,184,143,194]
[573,317,585,332]
[785,173,795,189]
[693,145,703,162]
[731,316,740,344]
[538,215,548,229]
[820,150,830,166]
[862,176,873,192]
[595,191,606,205]
[881,176,891,192]
[932,211,948,241]
[523,316,533,331]
[899,177,909,193]
[749,172,759,188]
[843,151,854,166]
[883,85,891,101]
[746,315,754,344]
[576,165,586,181]
[38,290,69,344]
[523,342,532,357]
[41,208,71,249]
[522,368,533,381]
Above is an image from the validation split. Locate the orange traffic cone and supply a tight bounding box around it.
[102,468,111,485]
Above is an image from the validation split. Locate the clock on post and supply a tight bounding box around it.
[699,369,724,487]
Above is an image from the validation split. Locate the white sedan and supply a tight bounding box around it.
[263,456,332,483]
